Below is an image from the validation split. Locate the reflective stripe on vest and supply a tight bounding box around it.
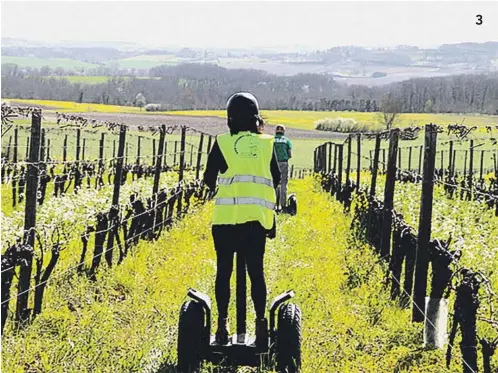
[217,175,273,187]
[215,197,275,210]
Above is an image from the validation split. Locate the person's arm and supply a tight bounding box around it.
[202,140,227,191]
[287,138,293,159]
[271,148,281,188]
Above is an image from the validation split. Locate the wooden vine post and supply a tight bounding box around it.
[418,145,423,174]
[195,133,205,180]
[413,124,438,323]
[16,109,42,327]
[328,142,333,174]
[6,136,12,161]
[177,127,187,217]
[39,129,46,163]
[74,128,81,192]
[408,146,413,171]
[356,134,361,189]
[380,129,399,259]
[174,141,178,166]
[313,149,318,172]
[152,138,156,166]
[207,135,213,153]
[370,134,381,198]
[337,144,343,198]
[346,135,352,185]
[25,136,30,159]
[105,125,127,267]
[333,144,338,173]
[448,141,453,176]
[136,136,141,165]
[46,139,51,161]
[152,125,166,233]
[479,150,484,181]
[97,133,105,189]
[468,140,474,199]
[12,127,18,207]
[63,134,68,162]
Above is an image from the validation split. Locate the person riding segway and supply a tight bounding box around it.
[203,92,280,346]
[274,125,293,213]
[177,92,302,372]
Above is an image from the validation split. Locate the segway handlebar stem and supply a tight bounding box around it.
[188,288,212,310]
[187,288,212,336]
[269,290,295,331]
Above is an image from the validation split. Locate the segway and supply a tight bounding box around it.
[276,190,298,216]
[177,253,302,372]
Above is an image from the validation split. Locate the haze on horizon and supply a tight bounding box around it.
[1,1,497,51]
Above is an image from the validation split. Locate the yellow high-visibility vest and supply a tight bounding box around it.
[212,131,276,229]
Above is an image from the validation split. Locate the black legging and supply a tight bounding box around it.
[212,222,267,320]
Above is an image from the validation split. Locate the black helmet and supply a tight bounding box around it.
[226,92,260,134]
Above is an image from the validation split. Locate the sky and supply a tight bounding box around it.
[1,1,497,51]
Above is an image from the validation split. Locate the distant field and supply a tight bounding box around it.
[5,99,144,113]
[115,54,186,69]
[171,110,498,130]
[1,56,99,69]
[56,76,112,84]
[1,54,185,70]
[52,76,160,84]
[5,99,497,130]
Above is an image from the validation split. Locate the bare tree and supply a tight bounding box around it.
[378,93,403,130]
[134,93,146,110]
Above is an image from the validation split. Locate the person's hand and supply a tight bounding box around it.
[266,214,276,239]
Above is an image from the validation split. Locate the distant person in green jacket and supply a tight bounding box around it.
[274,125,292,211]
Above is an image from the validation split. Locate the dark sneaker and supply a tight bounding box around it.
[214,318,230,345]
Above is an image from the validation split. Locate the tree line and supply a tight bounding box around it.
[2,63,498,114]
[1,63,149,78]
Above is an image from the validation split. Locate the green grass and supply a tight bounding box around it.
[1,56,99,69]
[289,138,329,169]
[2,179,473,372]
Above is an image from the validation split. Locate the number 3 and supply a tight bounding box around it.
[476,15,483,25]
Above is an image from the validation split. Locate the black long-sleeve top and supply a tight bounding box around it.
[203,139,281,191]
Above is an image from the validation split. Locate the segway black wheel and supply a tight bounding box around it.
[286,194,297,216]
[177,300,204,373]
[276,303,302,373]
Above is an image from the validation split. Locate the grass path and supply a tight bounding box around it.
[2,179,465,372]
[264,180,457,373]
